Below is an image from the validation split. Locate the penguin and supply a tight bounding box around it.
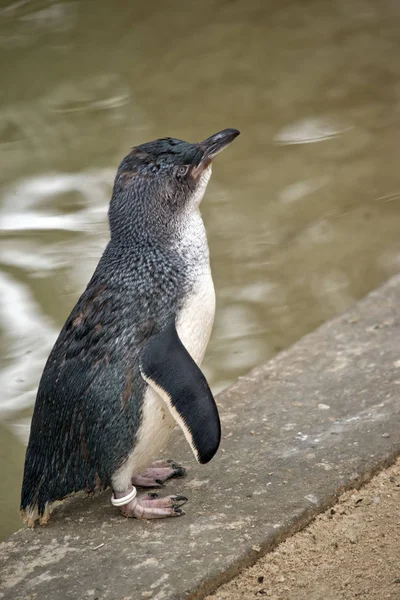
[21,128,240,523]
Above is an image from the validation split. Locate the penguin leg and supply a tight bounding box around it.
[132,459,186,488]
[115,490,187,519]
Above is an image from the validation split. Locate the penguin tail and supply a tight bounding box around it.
[20,469,55,528]
[20,503,51,528]
[20,444,103,527]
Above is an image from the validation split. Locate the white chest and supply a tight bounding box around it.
[176,268,216,365]
[174,206,215,364]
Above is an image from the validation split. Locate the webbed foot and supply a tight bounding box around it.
[132,459,186,488]
[120,492,187,519]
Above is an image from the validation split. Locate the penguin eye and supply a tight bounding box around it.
[176,165,189,178]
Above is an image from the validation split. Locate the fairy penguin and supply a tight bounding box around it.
[21,128,240,522]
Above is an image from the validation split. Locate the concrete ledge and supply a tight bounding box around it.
[2,275,400,600]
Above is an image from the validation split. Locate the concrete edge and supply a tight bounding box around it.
[187,450,400,599]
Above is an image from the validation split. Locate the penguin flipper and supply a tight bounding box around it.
[139,322,221,464]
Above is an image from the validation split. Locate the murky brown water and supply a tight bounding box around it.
[1,0,400,540]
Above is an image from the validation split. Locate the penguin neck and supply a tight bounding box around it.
[107,206,210,278]
[173,208,211,275]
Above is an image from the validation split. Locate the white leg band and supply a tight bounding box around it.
[111,487,137,507]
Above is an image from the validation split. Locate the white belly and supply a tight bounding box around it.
[112,270,215,491]
[112,387,176,490]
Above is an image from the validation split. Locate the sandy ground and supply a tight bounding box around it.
[207,458,400,600]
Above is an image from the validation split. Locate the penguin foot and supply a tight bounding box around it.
[132,460,186,488]
[120,492,188,519]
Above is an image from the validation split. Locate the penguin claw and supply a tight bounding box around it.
[119,492,188,519]
[171,494,188,504]
[131,460,186,488]
[173,507,185,516]
[171,465,186,478]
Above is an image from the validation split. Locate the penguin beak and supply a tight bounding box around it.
[192,128,240,178]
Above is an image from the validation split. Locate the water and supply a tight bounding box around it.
[2,0,400,540]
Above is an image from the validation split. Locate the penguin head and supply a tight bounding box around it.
[109,129,240,240]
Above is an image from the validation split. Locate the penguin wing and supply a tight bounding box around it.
[139,321,221,464]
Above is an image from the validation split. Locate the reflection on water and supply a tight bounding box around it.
[274,117,353,145]
[0,171,112,416]
[2,0,400,539]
